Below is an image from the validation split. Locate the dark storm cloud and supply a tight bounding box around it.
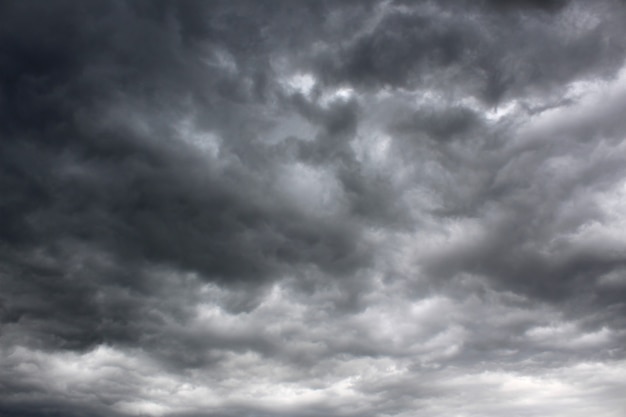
[0,7,374,407]
[483,0,569,11]
[390,105,483,143]
[2,1,626,417]
[314,0,626,104]
[0,0,376,278]
[0,0,371,346]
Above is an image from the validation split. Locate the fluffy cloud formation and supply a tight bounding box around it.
[1,1,625,416]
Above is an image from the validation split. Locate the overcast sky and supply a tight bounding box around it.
[1,1,626,416]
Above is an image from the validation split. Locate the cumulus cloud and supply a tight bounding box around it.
[1,1,626,416]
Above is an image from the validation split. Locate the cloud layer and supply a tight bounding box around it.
[1,1,626,416]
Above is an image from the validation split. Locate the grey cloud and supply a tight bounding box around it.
[0,0,372,388]
[313,0,626,104]
[390,105,483,143]
[0,0,369,279]
[2,1,626,417]
[482,0,569,10]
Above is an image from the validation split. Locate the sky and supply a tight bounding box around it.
[1,1,626,416]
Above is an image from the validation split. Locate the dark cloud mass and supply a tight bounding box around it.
[1,1,626,416]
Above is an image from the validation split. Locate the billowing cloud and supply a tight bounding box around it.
[1,1,625,416]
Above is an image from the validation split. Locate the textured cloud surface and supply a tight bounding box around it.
[1,1,626,416]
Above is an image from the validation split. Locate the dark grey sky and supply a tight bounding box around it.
[1,1,626,416]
